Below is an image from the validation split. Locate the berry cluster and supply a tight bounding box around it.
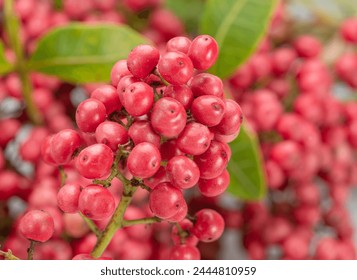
[31,34,242,260]
[227,8,357,260]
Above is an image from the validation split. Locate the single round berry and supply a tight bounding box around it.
[95,121,129,151]
[198,169,230,197]
[128,120,161,148]
[91,85,122,114]
[75,144,114,179]
[127,142,161,179]
[75,98,106,133]
[149,182,185,219]
[166,36,192,54]
[163,84,193,109]
[121,82,154,116]
[166,155,200,189]
[194,140,229,179]
[150,97,187,138]
[110,60,131,86]
[188,35,218,70]
[211,99,243,135]
[189,73,223,98]
[177,122,212,155]
[127,45,160,78]
[170,244,201,260]
[166,201,188,223]
[294,35,321,58]
[19,210,55,242]
[191,95,226,127]
[158,51,194,85]
[57,183,82,213]
[192,209,224,242]
[340,18,357,43]
[78,185,115,220]
[50,129,82,165]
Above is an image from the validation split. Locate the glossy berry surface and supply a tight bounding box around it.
[121,82,154,116]
[50,129,82,165]
[158,51,194,85]
[95,121,129,151]
[170,244,201,260]
[127,142,161,179]
[75,144,114,179]
[166,155,200,189]
[192,209,225,242]
[19,210,55,242]
[75,98,107,133]
[78,185,115,220]
[188,35,219,70]
[149,182,185,219]
[150,97,187,138]
[127,45,160,78]
[57,183,82,213]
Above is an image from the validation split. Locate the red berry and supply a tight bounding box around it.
[127,45,160,78]
[19,210,55,242]
[50,129,82,165]
[91,85,122,114]
[95,121,129,151]
[163,84,193,109]
[158,51,194,85]
[340,18,357,43]
[78,185,115,220]
[294,35,321,58]
[41,135,57,165]
[166,36,192,54]
[194,140,229,179]
[198,169,230,197]
[191,95,226,127]
[177,122,212,155]
[121,82,154,116]
[150,97,187,138]
[190,73,223,98]
[188,35,218,70]
[211,99,243,135]
[171,219,199,246]
[57,183,82,213]
[75,144,114,179]
[110,59,131,86]
[117,75,140,102]
[170,244,200,260]
[167,155,200,189]
[149,182,185,219]
[192,209,224,242]
[76,98,106,133]
[128,120,161,148]
[127,142,161,179]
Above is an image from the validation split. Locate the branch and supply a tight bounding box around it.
[122,216,161,227]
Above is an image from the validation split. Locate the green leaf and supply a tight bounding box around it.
[227,124,266,200]
[200,0,277,78]
[0,41,12,75]
[166,0,205,35]
[28,24,149,83]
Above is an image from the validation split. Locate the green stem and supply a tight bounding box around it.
[175,223,188,244]
[4,0,42,125]
[154,69,169,86]
[27,240,36,260]
[122,216,161,227]
[59,166,67,187]
[0,249,20,260]
[90,188,137,258]
[79,213,101,238]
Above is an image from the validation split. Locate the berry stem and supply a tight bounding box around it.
[27,240,36,260]
[0,249,20,260]
[175,222,188,244]
[154,69,170,86]
[90,187,137,258]
[79,213,101,238]
[58,166,67,187]
[3,0,43,125]
[122,216,161,227]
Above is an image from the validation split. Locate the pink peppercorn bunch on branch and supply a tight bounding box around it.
[39,34,243,260]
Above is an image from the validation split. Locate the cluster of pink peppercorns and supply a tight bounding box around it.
[17,34,243,260]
